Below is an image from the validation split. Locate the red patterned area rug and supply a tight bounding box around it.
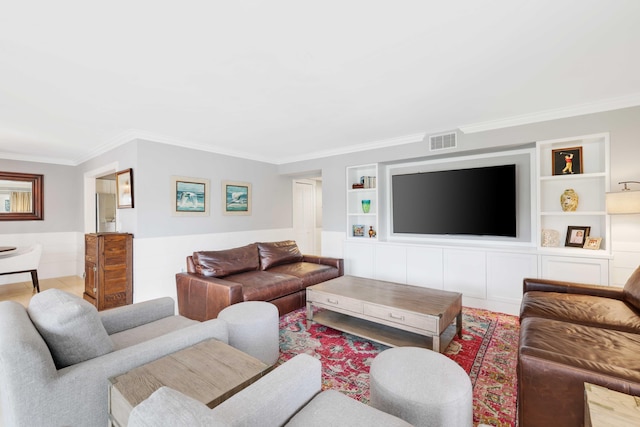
[278,307,519,427]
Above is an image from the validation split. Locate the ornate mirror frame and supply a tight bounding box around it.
[0,172,44,221]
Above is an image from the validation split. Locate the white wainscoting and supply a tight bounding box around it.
[0,232,83,285]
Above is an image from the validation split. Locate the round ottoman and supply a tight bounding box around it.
[217,301,279,365]
[369,347,472,427]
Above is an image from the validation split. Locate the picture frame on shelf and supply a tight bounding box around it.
[223,181,251,215]
[171,176,210,216]
[116,168,134,209]
[565,225,590,247]
[352,224,365,237]
[583,236,602,250]
[552,146,583,175]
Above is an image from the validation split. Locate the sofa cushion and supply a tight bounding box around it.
[257,240,303,270]
[520,290,640,333]
[193,243,259,278]
[268,262,339,287]
[623,266,640,311]
[225,271,303,301]
[27,289,114,369]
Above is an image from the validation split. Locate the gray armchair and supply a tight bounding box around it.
[0,289,229,427]
[127,353,412,427]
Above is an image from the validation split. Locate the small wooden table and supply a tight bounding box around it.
[585,382,640,427]
[108,339,269,426]
[307,276,462,352]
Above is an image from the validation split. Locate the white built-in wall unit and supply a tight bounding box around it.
[343,133,611,315]
[346,164,378,240]
[536,133,611,286]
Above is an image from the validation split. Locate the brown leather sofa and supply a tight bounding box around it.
[518,266,640,427]
[176,240,343,321]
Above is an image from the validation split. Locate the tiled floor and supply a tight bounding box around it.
[0,275,84,306]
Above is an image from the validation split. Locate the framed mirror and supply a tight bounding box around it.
[0,172,44,221]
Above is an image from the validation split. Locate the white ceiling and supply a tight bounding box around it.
[1,1,639,166]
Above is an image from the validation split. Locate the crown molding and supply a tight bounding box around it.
[459,93,640,134]
[0,151,76,166]
[274,132,426,164]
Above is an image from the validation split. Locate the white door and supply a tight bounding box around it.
[293,179,317,255]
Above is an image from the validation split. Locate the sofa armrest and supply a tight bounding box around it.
[523,277,625,300]
[211,353,322,426]
[303,255,344,276]
[128,386,220,427]
[100,297,176,335]
[176,272,245,320]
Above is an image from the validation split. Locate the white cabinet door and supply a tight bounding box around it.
[540,255,609,285]
[406,246,444,289]
[443,249,486,298]
[487,252,538,304]
[344,241,375,278]
[374,245,407,284]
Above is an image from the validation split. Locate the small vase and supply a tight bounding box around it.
[560,189,578,212]
[361,199,371,213]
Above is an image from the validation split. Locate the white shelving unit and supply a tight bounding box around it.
[346,164,378,240]
[536,133,610,253]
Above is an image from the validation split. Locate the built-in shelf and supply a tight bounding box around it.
[346,164,379,240]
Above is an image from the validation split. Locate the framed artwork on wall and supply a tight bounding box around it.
[222,181,251,215]
[552,146,583,175]
[171,176,210,216]
[116,168,134,209]
[565,225,590,247]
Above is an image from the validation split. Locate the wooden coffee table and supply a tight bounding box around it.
[108,339,269,426]
[306,276,462,352]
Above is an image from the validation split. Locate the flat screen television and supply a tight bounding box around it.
[391,164,516,237]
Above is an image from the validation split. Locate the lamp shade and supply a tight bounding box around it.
[606,190,640,214]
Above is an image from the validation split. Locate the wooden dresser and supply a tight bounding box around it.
[83,232,133,310]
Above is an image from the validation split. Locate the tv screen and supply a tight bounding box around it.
[392,164,516,237]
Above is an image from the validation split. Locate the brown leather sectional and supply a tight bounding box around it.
[518,266,640,427]
[176,240,343,321]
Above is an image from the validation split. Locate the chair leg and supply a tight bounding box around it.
[30,270,40,293]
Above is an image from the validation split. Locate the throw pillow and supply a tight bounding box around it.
[27,289,114,369]
[257,240,304,270]
[193,243,259,277]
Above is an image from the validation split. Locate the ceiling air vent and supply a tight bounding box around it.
[429,132,457,151]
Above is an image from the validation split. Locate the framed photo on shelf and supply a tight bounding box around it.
[171,176,210,216]
[352,224,365,237]
[116,168,134,209]
[583,236,602,250]
[552,146,583,176]
[565,225,590,248]
[223,181,251,215]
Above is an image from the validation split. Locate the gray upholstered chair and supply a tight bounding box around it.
[0,289,230,427]
[127,353,412,427]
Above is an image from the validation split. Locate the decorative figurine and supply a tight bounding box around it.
[368,226,377,238]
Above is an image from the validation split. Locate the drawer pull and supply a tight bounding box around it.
[389,313,405,321]
[327,298,339,305]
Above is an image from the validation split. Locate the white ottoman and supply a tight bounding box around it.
[370,347,473,427]
[217,301,279,365]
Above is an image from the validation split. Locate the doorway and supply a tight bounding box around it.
[96,174,117,232]
[292,178,322,255]
[83,163,118,233]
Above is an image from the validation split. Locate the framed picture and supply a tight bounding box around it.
[583,237,602,250]
[552,146,583,175]
[171,176,210,216]
[116,168,134,209]
[223,181,251,215]
[565,225,590,247]
[352,224,365,237]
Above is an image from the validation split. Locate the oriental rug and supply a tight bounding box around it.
[278,307,519,427]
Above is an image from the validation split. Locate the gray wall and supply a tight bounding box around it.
[0,159,81,234]
[279,106,640,243]
[134,140,292,238]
